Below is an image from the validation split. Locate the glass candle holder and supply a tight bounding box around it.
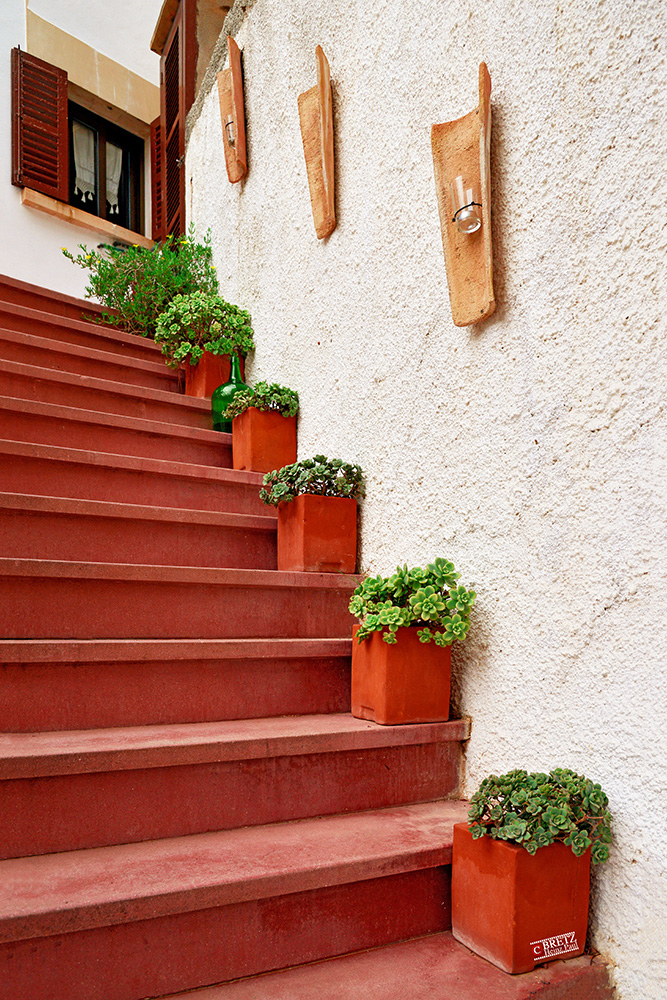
[451,175,482,234]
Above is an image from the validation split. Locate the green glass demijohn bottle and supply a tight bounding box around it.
[210,354,248,433]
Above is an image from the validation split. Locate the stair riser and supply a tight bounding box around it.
[0,368,211,429]
[0,509,276,570]
[0,309,159,362]
[0,452,265,514]
[0,278,107,325]
[1,744,460,858]
[1,576,356,639]
[3,409,228,466]
[1,654,351,731]
[0,336,174,391]
[0,868,450,1000]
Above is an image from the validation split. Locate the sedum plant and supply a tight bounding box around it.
[154,290,254,369]
[225,381,299,420]
[62,227,218,337]
[260,455,364,507]
[349,558,475,646]
[468,768,613,863]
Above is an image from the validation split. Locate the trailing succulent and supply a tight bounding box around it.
[260,455,364,507]
[154,290,254,368]
[350,558,475,646]
[225,381,299,420]
[468,768,613,863]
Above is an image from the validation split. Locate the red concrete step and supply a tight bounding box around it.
[0,800,468,1000]
[0,396,230,465]
[0,493,276,569]
[0,715,469,857]
[0,638,352,731]
[0,299,161,363]
[0,440,267,514]
[0,326,175,390]
[164,932,612,1000]
[0,272,112,324]
[0,559,359,639]
[0,358,211,428]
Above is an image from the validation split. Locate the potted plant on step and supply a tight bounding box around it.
[348,558,475,725]
[452,768,613,974]
[154,290,254,398]
[260,455,364,573]
[226,381,299,473]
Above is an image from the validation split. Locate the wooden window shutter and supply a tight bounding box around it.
[11,47,68,202]
[150,115,165,241]
[159,0,197,237]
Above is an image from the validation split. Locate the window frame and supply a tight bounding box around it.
[68,101,145,236]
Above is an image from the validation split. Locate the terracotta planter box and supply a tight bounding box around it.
[277,494,357,574]
[183,352,244,398]
[451,823,590,974]
[351,625,451,725]
[233,408,297,474]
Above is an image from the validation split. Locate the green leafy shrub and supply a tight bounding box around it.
[468,768,613,863]
[349,558,475,646]
[260,455,364,507]
[154,291,254,369]
[225,381,299,420]
[62,228,218,337]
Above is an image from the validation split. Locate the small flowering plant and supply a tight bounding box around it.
[468,768,613,863]
[349,558,475,645]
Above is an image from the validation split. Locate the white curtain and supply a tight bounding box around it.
[106,143,123,215]
[72,122,96,201]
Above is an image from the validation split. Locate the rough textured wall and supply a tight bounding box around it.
[187,2,667,997]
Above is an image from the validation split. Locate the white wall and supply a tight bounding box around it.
[187,2,667,998]
[0,0,161,297]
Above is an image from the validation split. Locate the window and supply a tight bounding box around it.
[12,48,146,237]
[69,103,143,234]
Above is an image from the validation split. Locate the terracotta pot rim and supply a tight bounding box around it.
[454,822,592,860]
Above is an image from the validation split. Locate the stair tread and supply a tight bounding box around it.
[0,325,170,375]
[0,713,470,778]
[0,557,360,588]
[161,932,608,1000]
[0,357,209,410]
[0,394,223,444]
[0,800,469,943]
[0,438,259,483]
[0,291,160,353]
[0,636,352,662]
[0,492,275,529]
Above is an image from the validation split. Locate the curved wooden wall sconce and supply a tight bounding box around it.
[298,45,336,239]
[217,36,247,183]
[431,63,494,326]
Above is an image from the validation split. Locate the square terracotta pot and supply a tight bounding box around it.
[183,352,244,398]
[277,494,357,573]
[451,823,591,974]
[351,625,451,725]
[232,408,297,473]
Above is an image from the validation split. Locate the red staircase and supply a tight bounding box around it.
[0,275,611,1000]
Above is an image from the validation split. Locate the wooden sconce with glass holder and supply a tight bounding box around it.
[431,63,495,326]
[217,36,247,183]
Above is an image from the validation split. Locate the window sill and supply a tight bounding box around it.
[21,187,154,249]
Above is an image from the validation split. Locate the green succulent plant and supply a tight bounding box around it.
[225,381,299,420]
[154,290,254,369]
[259,455,365,507]
[349,557,475,645]
[468,768,613,863]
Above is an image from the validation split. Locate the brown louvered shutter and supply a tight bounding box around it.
[11,48,68,202]
[159,0,196,237]
[150,115,164,241]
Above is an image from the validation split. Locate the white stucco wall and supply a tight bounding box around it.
[187,2,667,997]
[0,0,161,297]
